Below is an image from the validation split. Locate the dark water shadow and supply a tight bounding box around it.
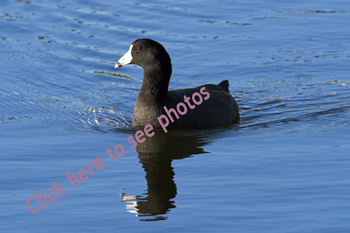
[119,128,223,221]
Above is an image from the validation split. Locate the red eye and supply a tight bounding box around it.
[136,47,141,52]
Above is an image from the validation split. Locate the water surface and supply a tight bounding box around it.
[1,0,350,232]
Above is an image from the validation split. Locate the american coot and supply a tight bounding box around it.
[115,39,239,132]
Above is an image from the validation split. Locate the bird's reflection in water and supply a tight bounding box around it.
[120,129,210,221]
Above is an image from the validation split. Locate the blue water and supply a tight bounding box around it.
[1,0,350,232]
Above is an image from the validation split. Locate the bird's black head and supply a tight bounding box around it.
[115,39,171,71]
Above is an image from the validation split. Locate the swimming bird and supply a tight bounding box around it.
[115,39,239,130]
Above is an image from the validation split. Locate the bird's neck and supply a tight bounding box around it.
[139,64,172,100]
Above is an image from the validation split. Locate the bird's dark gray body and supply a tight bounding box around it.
[133,81,239,129]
